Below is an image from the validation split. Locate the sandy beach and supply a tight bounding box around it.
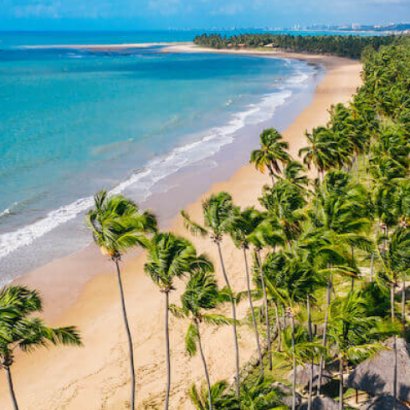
[0,45,362,409]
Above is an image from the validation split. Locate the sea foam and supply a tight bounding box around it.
[0,72,310,261]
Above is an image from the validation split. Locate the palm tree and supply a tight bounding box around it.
[144,232,211,410]
[248,216,285,370]
[228,207,265,375]
[0,286,81,410]
[281,160,309,191]
[250,128,291,184]
[259,177,307,244]
[274,318,324,410]
[189,380,238,410]
[86,190,156,410]
[299,126,341,181]
[181,192,242,398]
[327,292,386,410]
[171,269,231,410]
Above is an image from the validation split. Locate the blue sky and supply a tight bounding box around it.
[1,0,409,30]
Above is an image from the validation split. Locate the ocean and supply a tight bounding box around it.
[0,31,321,281]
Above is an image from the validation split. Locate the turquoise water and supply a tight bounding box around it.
[0,31,317,280]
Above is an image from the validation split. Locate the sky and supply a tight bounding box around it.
[0,0,410,30]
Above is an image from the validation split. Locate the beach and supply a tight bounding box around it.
[0,46,362,409]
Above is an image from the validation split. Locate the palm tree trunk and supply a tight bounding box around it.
[307,295,313,410]
[243,247,263,376]
[369,252,374,282]
[390,275,398,410]
[290,313,296,410]
[282,305,287,329]
[318,275,332,396]
[393,335,397,410]
[274,301,282,352]
[390,282,395,321]
[351,246,355,291]
[402,277,406,331]
[5,366,19,410]
[195,320,213,410]
[339,356,344,410]
[114,259,136,410]
[256,250,272,370]
[216,241,240,399]
[164,290,171,410]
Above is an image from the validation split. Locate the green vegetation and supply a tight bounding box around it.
[0,37,409,409]
[86,190,157,410]
[193,33,401,59]
[0,286,81,410]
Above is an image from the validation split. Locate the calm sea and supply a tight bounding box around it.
[0,31,320,281]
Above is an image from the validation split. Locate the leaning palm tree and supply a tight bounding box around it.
[0,286,81,410]
[86,190,157,410]
[181,192,242,398]
[171,269,231,410]
[250,128,291,184]
[144,233,212,410]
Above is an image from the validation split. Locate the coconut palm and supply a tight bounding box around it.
[0,286,81,410]
[228,207,266,375]
[298,225,362,395]
[86,190,157,410]
[171,269,231,410]
[377,226,410,328]
[239,375,287,410]
[181,192,242,397]
[259,179,307,243]
[145,232,211,409]
[327,291,387,410]
[299,126,341,181]
[281,160,309,191]
[248,216,285,370]
[274,317,324,410]
[250,128,291,184]
[189,380,238,410]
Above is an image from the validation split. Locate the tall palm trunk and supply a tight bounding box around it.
[114,258,136,410]
[243,247,263,376]
[307,295,313,410]
[369,252,374,282]
[393,335,398,410]
[164,290,171,410]
[390,282,395,321]
[274,301,282,352]
[391,280,397,410]
[339,356,344,410]
[256,250,272,370]
[290,313,297,410]
[195,320,213,410]
[318,275,332,396]
[401,277,406,331]
[5,365,19,410]
[351,246,355,291]
[216,241,240,399]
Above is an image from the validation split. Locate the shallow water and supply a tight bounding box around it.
[0,32,318,281]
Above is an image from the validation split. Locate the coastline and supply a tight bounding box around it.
[0,48,362,409]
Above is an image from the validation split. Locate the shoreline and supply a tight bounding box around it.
[0,47,362,409]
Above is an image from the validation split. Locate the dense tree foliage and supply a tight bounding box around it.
[193,33,401,59]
